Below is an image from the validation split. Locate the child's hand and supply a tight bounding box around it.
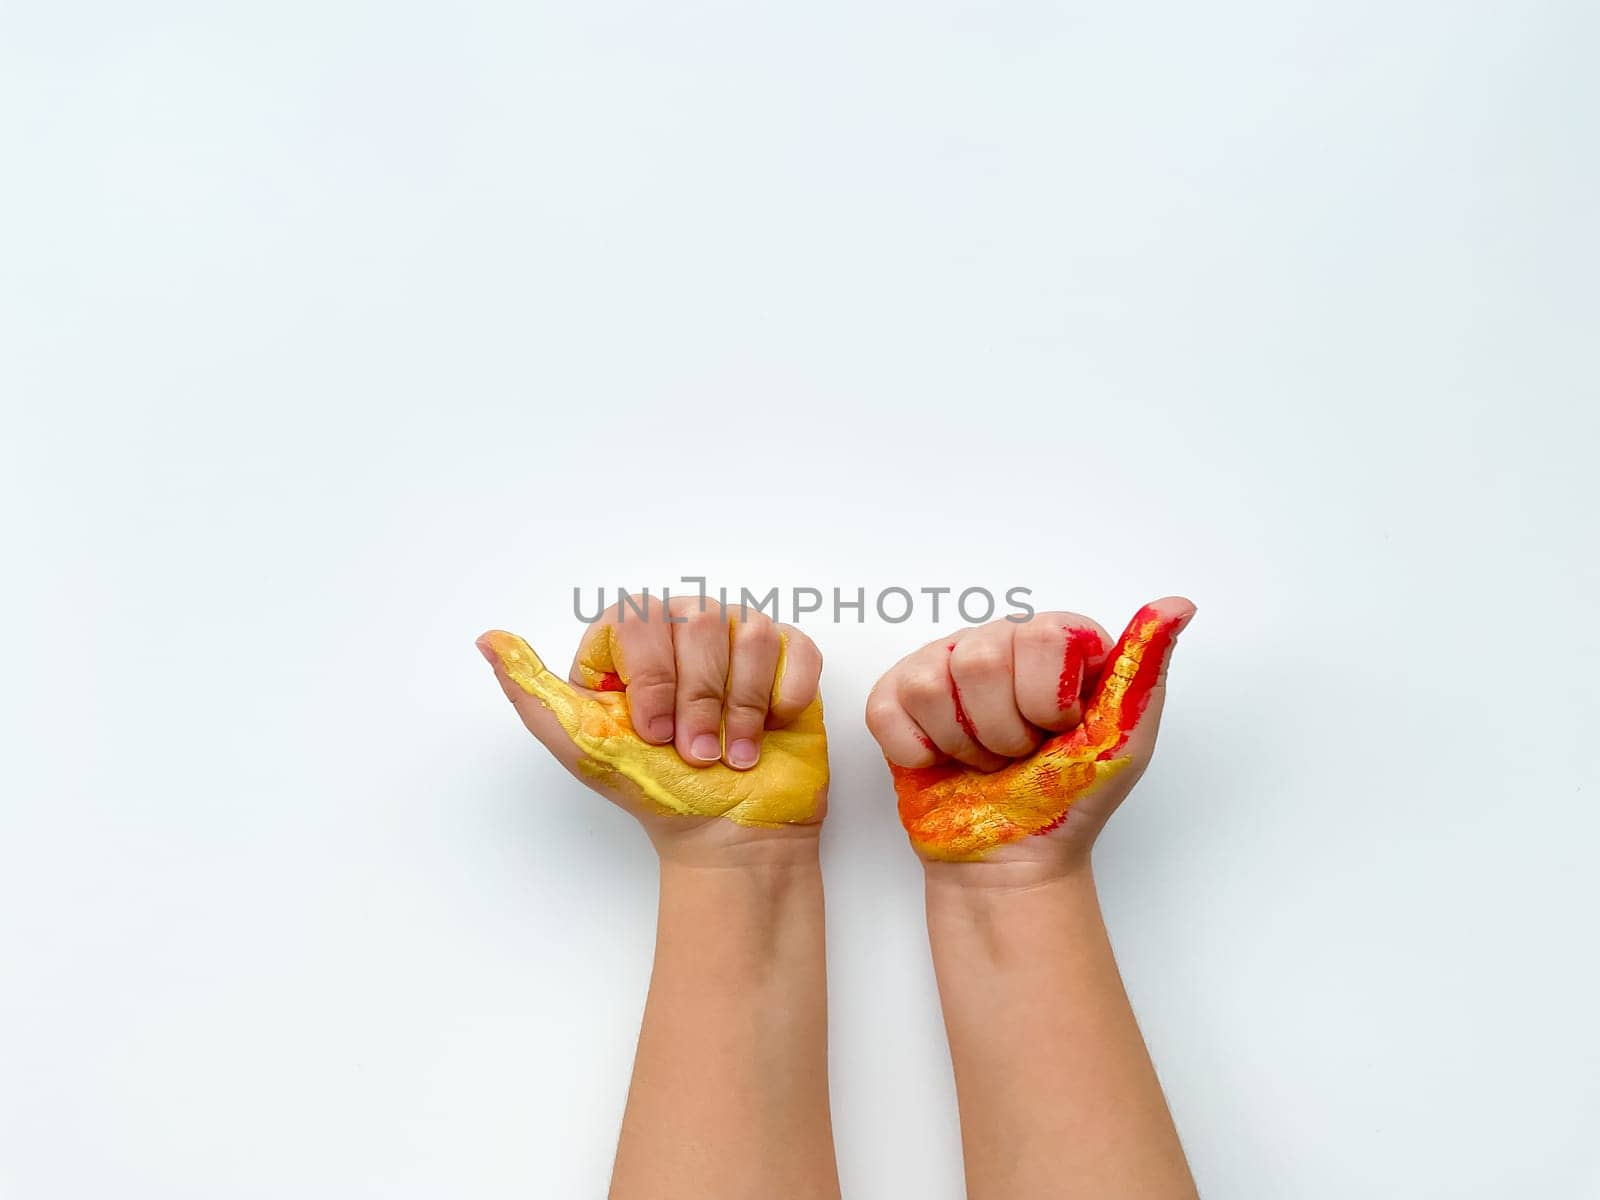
[477,596,828,857]
[866,597,1194,869]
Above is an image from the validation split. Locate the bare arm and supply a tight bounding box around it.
[613,838,838,1198]
[925,861,1194,1199]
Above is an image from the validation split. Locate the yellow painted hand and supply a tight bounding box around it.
[478,625,829,829]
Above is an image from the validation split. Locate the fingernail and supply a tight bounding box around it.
[728,738,759,769]
[648,715,675,742]
[475,637,497,666]
[690,733,721,762]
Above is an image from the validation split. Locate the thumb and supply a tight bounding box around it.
[476,630,589,769]
[1081,596,1196,760]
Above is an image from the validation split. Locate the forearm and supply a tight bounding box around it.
[925,863,1195,1200]
[611,844,839,1199]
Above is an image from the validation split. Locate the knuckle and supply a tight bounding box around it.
[1030,609,1080,625]
[678,694,724,720]
[953,641,1010,681]
[774,684,814,713]
[1027,706,1079,733]
[864,696,900,735]
[802,642,824,676]
[737,621,780,656]
[785,659,822,695]
[731,664,779,704]
[724,700,768,728]
[666,594,725,625]
[736,607,776,632]
[885,741,933,768]
[778,623,818,656]
[785,627,818,656]
[628,680,677,713]
[680,602,725,632]
[677,678,724,704]
[985,728,1037,757]
[1015,619,1062,651]
[899,667,949,707]
[611,593,661,622]
[626,665,675,690]
[771,683,814,717]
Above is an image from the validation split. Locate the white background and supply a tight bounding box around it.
[3,2,1597,1196]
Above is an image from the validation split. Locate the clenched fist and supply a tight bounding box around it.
[478,594,829,854]
[866,597,1194,865]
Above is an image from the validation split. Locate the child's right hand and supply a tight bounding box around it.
[865,597,1195,872]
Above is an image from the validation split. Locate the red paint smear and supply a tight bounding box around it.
[1032,808,1069,836]
[594,671,625,692]
[1084,604,1183,757]
[1055,625,1105,711]
[947,646,980,743]
[1110,607,1178,732]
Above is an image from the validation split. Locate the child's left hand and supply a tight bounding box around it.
[478,594,829,859]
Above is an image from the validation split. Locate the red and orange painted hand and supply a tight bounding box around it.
[867,598,1195,862]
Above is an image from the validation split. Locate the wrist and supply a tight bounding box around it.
[658,846,824,897]
[923,856,1098,936]
[654,836,826,986]
[656,826,824,914]
[922,847,1095,896]
[650,818,823,871]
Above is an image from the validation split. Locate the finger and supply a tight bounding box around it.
[948,623,1039,757]
[721,615,781,769]
[896,641,1009,771]
[476,630,586,770]
[768,625,822,726]
[1082,596,1196,760]
[865,679,939,768]
[1013,613,1113,731]
[671,602,731,765]
[574,598,677,745]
